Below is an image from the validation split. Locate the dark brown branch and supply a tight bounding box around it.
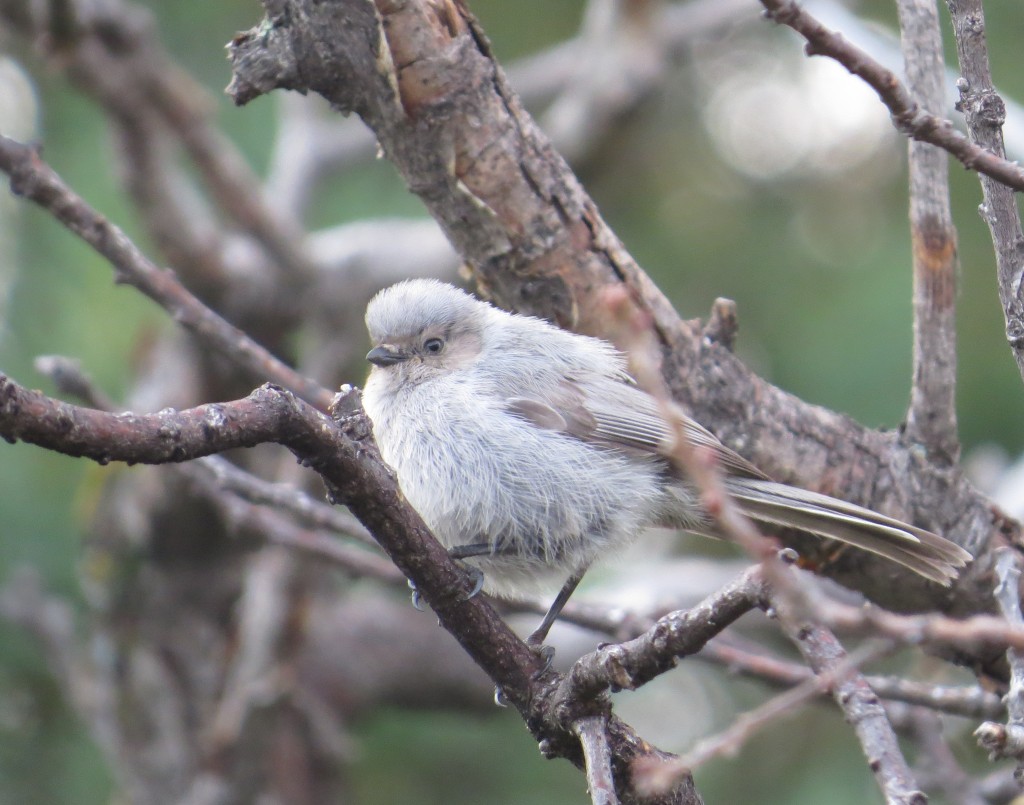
[0,136,331,410]
[0,371,699,803]
[0,372,539,686]
[0,375,297,464]
[897,0,960,463]
[946,0,1024,384]
[758,0,1024,192]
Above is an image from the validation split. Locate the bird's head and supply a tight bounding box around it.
[364,279,487,385]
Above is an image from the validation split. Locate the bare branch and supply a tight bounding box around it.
[946,0,1024,385]
[574,716,619,805]
[700,637,1005,719]
[975,549,1024,778]
[188,454,374,548]
[0,136,331,409]
[897,0,960,462]
[563,567,767,701]
[636,636,894,796]
[786,623,924,804]
[894,706,988,805]
[758,0,1024,191]
[191,474,401,585]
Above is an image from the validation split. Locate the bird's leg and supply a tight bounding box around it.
[448,542,492,599]
[527,568,587,649]
[407,542,491,609]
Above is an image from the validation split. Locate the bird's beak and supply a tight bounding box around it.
[366,345,408,367]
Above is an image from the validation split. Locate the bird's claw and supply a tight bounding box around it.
[407,561,484,609]
[407,578,425,611]
[461,563,485,600]
[526,635,556,675]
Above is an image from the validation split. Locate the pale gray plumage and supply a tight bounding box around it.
[362,279,970,609]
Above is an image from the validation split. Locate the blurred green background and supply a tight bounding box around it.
[1,0,1021,802]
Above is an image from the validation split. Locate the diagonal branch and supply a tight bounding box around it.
[0,370,702,804]
[0,135,331,410]
[785,623,925,804]
[563,567,767,701]
[759,0,1024,192]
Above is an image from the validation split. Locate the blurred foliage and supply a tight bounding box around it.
[2,0,1023,802]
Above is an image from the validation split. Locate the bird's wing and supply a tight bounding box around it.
[505,374,769,481]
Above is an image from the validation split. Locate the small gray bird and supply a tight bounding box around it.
[362,279,970,642]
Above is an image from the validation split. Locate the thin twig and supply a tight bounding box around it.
[634,639,891,796]
[946,0,1024,384]
[700,636,1005,719]
[0,136,331,410]
[758,0,1024,191]
[893,705,987,805]
[975,549,1024,777]
[599,285,810,618]
[187,455,374,547]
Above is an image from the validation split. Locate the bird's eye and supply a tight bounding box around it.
[423,337,444,354]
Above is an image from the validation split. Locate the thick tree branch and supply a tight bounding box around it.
[226,0,1002,618]
[563,567,767,702]
[0,372,541,687]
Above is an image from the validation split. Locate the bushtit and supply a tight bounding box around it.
[362,280,970,642]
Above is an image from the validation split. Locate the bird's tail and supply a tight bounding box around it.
[722,478,971,585]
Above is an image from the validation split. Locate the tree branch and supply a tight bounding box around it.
[897,0,960,463]
[0,135,331,410]
[563,567,767,702]
[758,0,1024,191]
[946,0,1024,384]
[785,623,925,804]
[700,637,1005,719]
[0,370,704,804]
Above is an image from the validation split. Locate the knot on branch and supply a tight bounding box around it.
[703,297,738,352]
[227,18,302,106]
[975,721,1024,762]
